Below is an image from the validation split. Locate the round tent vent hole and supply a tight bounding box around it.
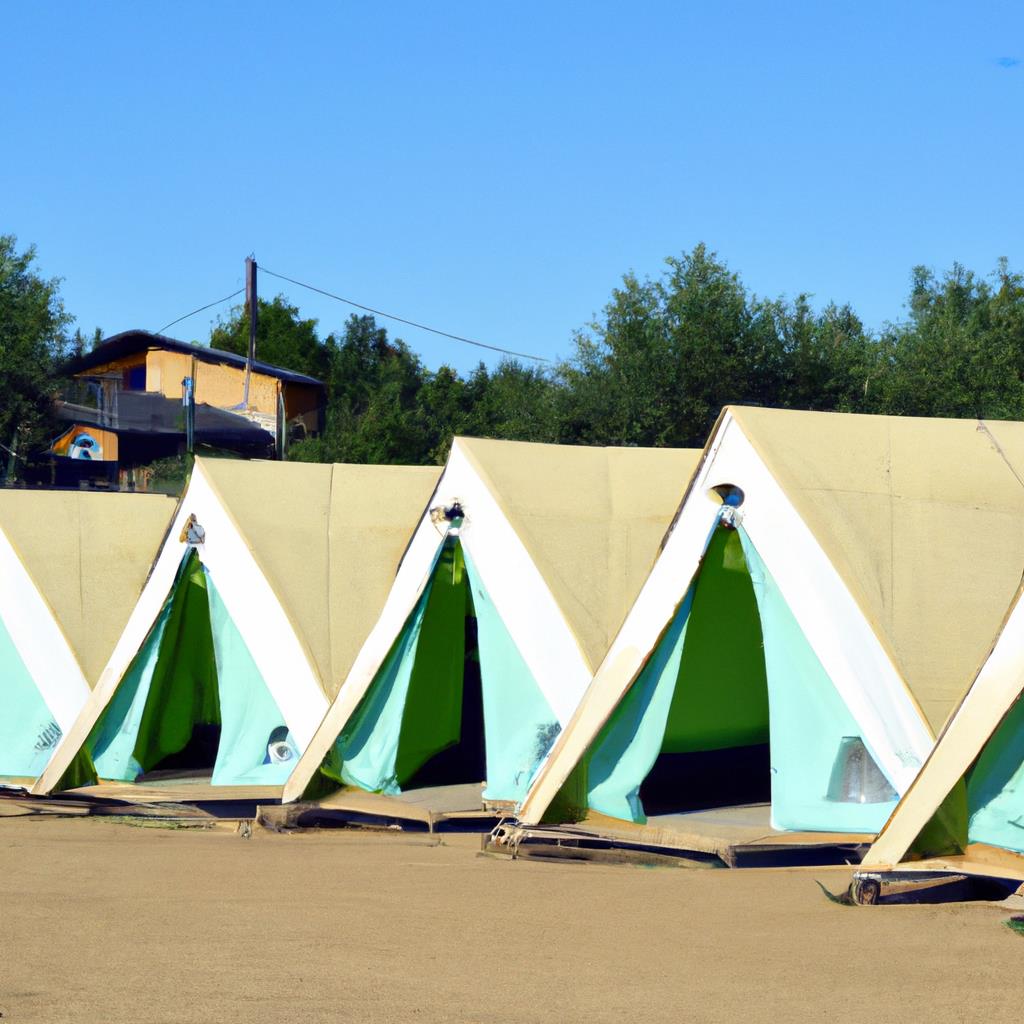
[708,483,745,508]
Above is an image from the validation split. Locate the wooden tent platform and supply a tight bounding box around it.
[1,778,506,833]
[0,777,282,822]
[259,783,505,833]
[851,844,1024,904]
[487,803,874,868]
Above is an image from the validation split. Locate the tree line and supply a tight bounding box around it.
[5,232,1024,474]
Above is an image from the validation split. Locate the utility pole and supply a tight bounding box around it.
[242,255,258,408]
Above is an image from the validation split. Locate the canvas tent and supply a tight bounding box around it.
[0,489,175,783]
[859,574,1024,885]
[283,437,701,810]
[515,408,1024,849]
[34,456,441,795]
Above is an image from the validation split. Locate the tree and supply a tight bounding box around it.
[210,295,329,381]
[290,314,432,464]
[774,297,879,413]
[459,360,560,444]
[559,245,791,447]
[0,235,72,478]
[863,263,1024,419]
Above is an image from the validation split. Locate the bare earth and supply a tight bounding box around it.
[0,818,1018,1023]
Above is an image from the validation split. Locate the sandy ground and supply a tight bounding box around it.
[0,818,1020,1023]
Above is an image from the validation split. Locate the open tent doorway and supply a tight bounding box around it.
[547,521,899,834]
[309,531,561,807]
[55,547,302,791]
[636,526,771,815]
[398,548,487,790]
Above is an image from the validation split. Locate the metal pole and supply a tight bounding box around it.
[3,429,17,484]
[243,256,257,408]
[277,386,286,460]
[182,376,195,454]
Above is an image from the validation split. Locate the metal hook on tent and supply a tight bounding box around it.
[718,505,744,529]
[429,500,466,536]
[179,513,206,546]
[710,483,745,529]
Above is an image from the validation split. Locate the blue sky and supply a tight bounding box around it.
[3,1,1022,372]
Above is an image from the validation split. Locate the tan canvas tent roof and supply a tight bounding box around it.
[457,438,702,671]
[200,458,441,697]
[730,407,1024,732]
[0,489,176,684]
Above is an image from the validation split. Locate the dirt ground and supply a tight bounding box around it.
[0,818,1019,1023]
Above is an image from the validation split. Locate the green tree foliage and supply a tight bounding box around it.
[12,234,1024,477]
[0,235,72,477]
[776,298,877,413]
[558,245,882,447]
[460,360,560,444]
[285,314,562,465]
[292,314,429,464]
[219,246,1024,461]
[211,295,328,381]
[874,262,1024,419]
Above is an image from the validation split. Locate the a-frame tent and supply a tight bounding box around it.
[283,437,701,811]
[0,488,176,784]
[859,573,1024,887]
[514,408,1024,858]
[34,456,441,797]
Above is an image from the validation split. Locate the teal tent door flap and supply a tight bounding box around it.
[586,587,695,823]
[322,535,559,802]
[582,520,758,824]
[206,573,297,786]
[329,548,442,795]
[89,596,175,781]
[737,529,898,834]
[461,547,559,803]
[965,688,1024,853]
[565,520,897,833]
[88,549,298,787]
[0,612,64,779]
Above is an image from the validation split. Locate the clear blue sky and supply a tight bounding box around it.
[3,1,1022,372]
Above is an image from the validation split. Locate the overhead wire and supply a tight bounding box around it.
[259,266,551,364]
[155,288,245,336]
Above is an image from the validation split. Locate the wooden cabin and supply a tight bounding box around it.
[50,330,325,489]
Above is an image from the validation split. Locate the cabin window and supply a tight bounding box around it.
[123,365,147,391]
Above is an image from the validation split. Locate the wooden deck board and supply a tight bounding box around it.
[495,803,872,866]
[63,782,282,804]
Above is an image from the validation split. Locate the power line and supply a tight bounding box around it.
[259,266,551,364]
[155,288,245,336]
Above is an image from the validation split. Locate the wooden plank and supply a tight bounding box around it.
[64,782,281,804]
[0,794,92,818]
[492,810,871,868]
